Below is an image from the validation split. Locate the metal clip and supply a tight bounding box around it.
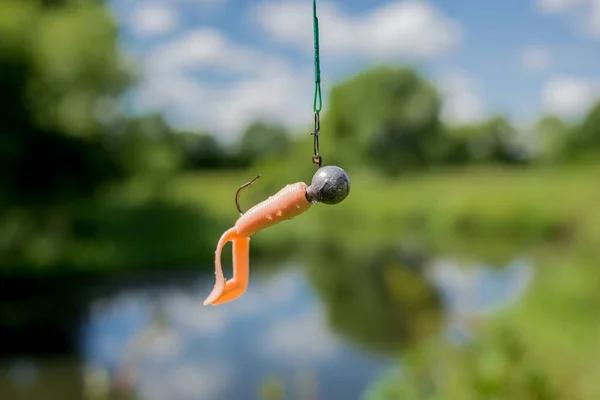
[311,112,322,167]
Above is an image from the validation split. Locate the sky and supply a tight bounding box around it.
[108,0,600,142]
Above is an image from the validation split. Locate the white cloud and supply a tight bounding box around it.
[521,45,553,74]
[437,71,486,125]
[589,1,600,36]
[130,3,180,38]
[535,0,600,38]
[262,309,339,364]
[134,28,312,141]
[137,63,310,142]
[541,75,600,118]
[253,0,462,60]
[204,64,310,139]
[536,0,588,13]
[145,28,263,76]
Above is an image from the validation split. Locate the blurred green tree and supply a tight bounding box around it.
[117,114,185,179]
[179,131,227,170]
[0,0,220,275]
[236,121,292,167]
[322,66,443,175]
[530,114,571,164]
[567,101,600,161]
[577,101,600,145]
[0,0,130,205]
[305,245,443,355]
[444,116,525,164]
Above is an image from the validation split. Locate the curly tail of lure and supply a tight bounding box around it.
[204,167,350,306]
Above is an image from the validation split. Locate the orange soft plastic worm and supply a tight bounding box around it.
[204,182,312,306]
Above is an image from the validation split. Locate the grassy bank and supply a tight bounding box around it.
[167,165,600,264]
[4,165,597,274]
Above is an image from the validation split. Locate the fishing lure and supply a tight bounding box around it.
[203,0,346,306]
[204,166,350,306]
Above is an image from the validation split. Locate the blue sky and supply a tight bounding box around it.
[108,0,600,141]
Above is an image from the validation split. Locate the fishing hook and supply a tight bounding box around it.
[235,174,261,215]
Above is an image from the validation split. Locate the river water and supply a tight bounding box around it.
[1,258,533,400]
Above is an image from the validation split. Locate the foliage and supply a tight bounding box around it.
[530,114,572,164]
[237,121,292,167]
[567,102,600,161]
[362,254,600,400]
[0,0,220,272]
[444,116,526,165]
[322,66,443,175]
[305,245,443,355]
[171,165,600,264]
[0,0,130,205]
[180,131,228,170]
[117,115,186,179]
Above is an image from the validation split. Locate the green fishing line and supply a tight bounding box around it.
[313,0,322,113]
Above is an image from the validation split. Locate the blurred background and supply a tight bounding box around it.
[1,0,600,399]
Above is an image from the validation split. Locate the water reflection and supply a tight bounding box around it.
[77,257,533,399]
[427,258,534,344]
[0,357,81,400]
[80,267,392,399]
[305,247,444,355]
[428,258,534,317]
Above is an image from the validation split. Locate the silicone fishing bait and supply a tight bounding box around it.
[204,166,350,306]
